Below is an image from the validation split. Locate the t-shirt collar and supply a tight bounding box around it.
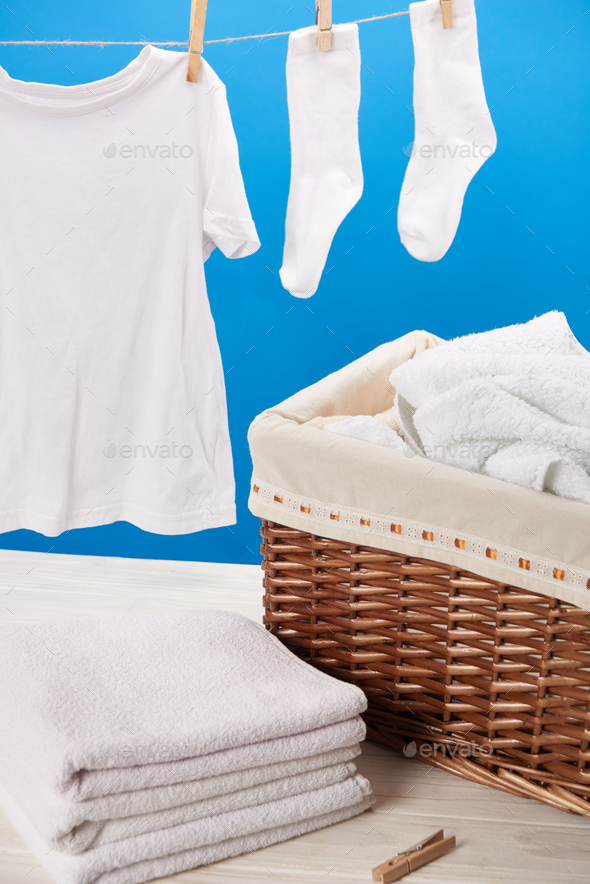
[0,44,162,116]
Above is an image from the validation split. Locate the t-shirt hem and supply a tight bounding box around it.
[202,212,260,260]
[0,502,236,537]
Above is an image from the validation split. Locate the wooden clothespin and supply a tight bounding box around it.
[440,0,453,29]
[371,830,456,883]
[316,0,332,51]
[186,0,208,82]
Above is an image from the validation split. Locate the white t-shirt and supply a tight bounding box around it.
[0,46,259,536]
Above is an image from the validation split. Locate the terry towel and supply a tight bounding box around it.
[0,610,373,883]
[0,724,362,853]
[0,610,368,800]
[0,772,374,884]
[390,311,590,504]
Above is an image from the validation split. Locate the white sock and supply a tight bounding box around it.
[279,24,363,299]
[398,0,496,262]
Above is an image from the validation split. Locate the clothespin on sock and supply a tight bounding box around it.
[187,0,208,82]
[316,0,332,50]
[371,830,456,883]
[440,0,453,28]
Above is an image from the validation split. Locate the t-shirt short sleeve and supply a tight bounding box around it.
[202,85,260,262]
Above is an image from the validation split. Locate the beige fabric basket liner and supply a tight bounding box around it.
[247,330,590,609]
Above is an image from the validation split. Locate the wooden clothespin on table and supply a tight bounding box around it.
[372,829,456,883]
[316,0,332,51]
[186,0,208,82]
[440,0,453,28]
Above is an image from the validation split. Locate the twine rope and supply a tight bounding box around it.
[0,11,409,48]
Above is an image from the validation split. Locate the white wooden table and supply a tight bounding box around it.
[0,549,589,883]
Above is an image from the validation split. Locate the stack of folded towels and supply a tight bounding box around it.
[0,610,373,884]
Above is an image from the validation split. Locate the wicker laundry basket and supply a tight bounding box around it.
[260,519,590,817]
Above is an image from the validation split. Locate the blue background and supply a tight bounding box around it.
[0,0,588,563]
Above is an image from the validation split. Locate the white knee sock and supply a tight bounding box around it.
[398,0,496,262]
[279,25,363,299]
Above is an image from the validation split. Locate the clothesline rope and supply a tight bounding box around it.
[0,10,409,47]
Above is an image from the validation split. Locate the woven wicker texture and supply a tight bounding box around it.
[261,520,590,816]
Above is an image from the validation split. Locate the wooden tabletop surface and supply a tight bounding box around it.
[0,548,588,884]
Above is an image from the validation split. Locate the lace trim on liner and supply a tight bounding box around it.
[250,479,590,598]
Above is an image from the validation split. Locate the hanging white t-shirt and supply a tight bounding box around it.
[0,46,259,536]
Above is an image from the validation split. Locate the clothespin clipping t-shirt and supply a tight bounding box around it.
[187,0,208,81]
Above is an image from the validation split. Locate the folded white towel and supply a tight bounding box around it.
[0,724,361,853]
[83,745,360,821]
[0,610,367,800]
[82,743,361,831]
[75,717,365,800]
[0,773,374,884]
[390,311,590,504]
[88,762,358,853]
